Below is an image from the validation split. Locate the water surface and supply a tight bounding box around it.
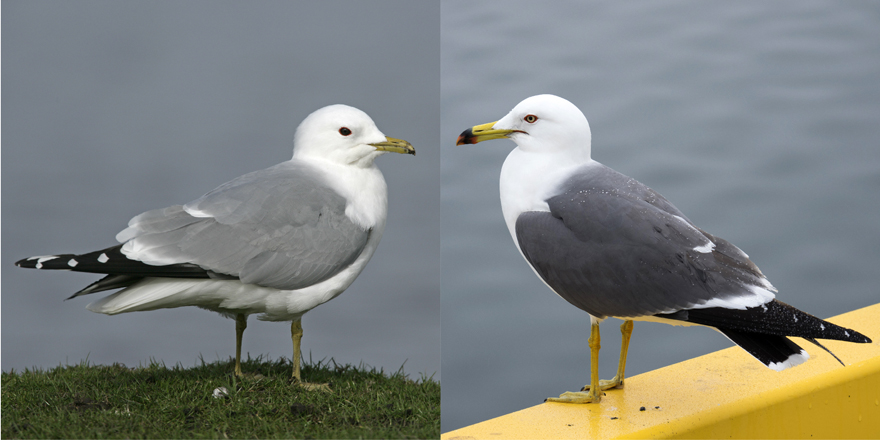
[442,0,880,431]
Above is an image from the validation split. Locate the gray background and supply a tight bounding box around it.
[442,0,880,432]
[3,1,440,382]
[6,1,880,433]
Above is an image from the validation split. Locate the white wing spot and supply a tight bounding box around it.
[845,330,850,337]
[820,324,826,331]
[98,253,109,263]
[68,259,78,268]
[793,315,798,322]
[33,255,59,269]
[693,242,716,253]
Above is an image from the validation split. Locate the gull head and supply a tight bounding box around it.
[293,104,415,166]
[456,94,591,157]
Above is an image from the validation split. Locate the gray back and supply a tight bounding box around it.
[516,164,769,318]
[125,161,370,290]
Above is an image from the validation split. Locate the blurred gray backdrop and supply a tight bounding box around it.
[3,1,440,382]
[442,0,880,432]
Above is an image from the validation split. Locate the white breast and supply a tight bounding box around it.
[499,148,598,250]
[301,157,389,231]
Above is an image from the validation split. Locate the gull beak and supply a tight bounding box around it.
[456,121,523,145]
[370,136,416,156]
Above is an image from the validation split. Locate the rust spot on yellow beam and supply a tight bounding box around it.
[443,303,880,439]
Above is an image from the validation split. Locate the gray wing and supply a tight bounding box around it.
[515,164,772,319]
[116,161,370,290]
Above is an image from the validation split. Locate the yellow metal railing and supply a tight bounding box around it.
[443,303,880,439]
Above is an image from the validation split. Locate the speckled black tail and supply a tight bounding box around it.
[15,244,216,299]
[15,244,209,278]
[656,299,871,369]
[659,299,871,343]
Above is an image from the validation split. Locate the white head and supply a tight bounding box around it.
[293,104,414,166]
[457,94,592,158]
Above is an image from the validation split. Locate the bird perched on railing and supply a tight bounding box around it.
[456,94,871,403]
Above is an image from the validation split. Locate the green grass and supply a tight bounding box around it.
[1,355,439,439]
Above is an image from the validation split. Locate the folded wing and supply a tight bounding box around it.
[18,161,371,294]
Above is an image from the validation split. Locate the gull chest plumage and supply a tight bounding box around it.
[500,148,597,253]
[457,93,870,404]
[17,104,415,385]
[262,157,391,319]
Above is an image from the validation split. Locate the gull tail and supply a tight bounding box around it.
[15,244,219,299]
[716,330,859,370]
[15,244,209,277]
[717,329,809,371]
[657,299,871,370]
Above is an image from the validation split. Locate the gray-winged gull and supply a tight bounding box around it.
[456,94,870,404]
[16,104,415,387]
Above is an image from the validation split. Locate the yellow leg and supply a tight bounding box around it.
[583,320,634,391]
[546,323,603,404]
[291,320,303,381]
[291,319,331,392]
[234,313,247,377]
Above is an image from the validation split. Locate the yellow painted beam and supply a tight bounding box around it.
[443,303,880,439]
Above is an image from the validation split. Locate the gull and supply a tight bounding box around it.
[456,94,870,403]
[16,104,415,387]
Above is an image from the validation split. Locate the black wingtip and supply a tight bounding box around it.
[663,300,873,345]
[805,338,845,366]
[15,255,64,269]
[847,331,872,344]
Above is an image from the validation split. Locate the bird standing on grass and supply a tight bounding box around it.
[456,94,870,404]
[16,104,415,389]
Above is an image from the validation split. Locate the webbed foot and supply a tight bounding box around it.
[546,388,602,404]
[294,380,331,392]
[580,375,624,391]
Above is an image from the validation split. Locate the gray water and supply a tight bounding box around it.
[441,0,880,432]
[2,1,440,382]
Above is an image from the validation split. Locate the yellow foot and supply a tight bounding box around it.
[234,372,265,380]
[546,389,602,404]
[581,376,623,391]
[294,380,332,392]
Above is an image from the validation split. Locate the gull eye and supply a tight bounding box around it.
[339,127,352,136]
[524,114,538,123]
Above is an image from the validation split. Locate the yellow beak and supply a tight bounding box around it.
[456,121,522,145]
[370,136,416,156]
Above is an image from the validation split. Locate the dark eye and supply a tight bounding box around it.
[339,127,352,136]
[524,114,538,123]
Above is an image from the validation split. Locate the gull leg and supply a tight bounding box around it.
[291,319,331,392]
[234,313,247,377]
[291,319,303,381]
[546,323,603,404]
[583,320,634,391]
